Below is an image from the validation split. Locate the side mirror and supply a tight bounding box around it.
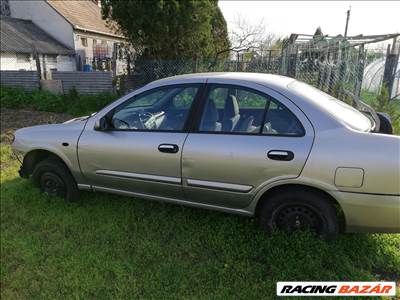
[94,116,109,131]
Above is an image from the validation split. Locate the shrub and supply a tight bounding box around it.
[31,89,66,113]
[64,88,118,116]
[361,87,400,135]
[0,86,32,109]
[1,86,119,117]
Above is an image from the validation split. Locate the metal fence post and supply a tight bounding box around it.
[353,44,365,97]
[383,37,399,100]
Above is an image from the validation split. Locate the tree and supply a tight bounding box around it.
[208,15,279,69]
[313,26,323,37]
[101,0,229,60]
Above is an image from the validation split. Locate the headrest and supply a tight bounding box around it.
[201,98,218,130]
[224,95,239,118]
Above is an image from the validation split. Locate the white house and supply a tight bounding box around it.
[0,16,76,74]
[6,0,125,73]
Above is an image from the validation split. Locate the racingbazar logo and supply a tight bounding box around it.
[277,282,396,296]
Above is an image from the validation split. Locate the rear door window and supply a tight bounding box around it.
[198,84,304,136]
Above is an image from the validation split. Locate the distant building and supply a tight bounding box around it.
[0,16,75,74]
[7,0,125,73]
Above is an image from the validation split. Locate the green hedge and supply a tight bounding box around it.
[0,86,119,116]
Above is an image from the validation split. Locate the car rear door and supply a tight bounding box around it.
[78,83,204,200]
[181,81,314,209]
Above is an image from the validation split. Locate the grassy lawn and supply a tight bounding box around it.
[1,142,399,299]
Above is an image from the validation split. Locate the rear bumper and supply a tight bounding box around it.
[332,191,400,233]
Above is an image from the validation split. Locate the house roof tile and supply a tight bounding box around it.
[47,0,123,38]
[0,17,75,55]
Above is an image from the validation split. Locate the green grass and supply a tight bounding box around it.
[1,144,399,299]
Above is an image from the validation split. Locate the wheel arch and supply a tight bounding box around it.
[22,149,72,178]
[254,183,346,232]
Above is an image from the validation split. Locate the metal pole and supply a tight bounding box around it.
[344,6,351,38]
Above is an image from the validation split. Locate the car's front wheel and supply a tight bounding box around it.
[258,189,339,240]
[32,158,80,202]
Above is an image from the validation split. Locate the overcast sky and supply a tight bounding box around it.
[219,1,400,39]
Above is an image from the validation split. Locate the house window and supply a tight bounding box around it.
[16,53,30,63]
[46,55,57,63]
[93,39,97,45]
[101,40,107,45]
[81,37,88,47]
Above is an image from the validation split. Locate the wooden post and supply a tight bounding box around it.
[286,45,298,78]
[112,43,118,76]
[279,46,284,75]
[267,50,272,71]
[32,46,42,87]
[338,41,347,97]
[127,54,131,75]
[42,54,47,79]
[236,52,240,71]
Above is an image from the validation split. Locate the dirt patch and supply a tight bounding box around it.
[1,108,72,144]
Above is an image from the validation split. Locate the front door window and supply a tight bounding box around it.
[112,85,200,131]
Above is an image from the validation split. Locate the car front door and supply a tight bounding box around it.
[78,83,203,200]
[181,82,314,209]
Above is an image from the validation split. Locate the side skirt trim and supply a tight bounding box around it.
[95,170,181,184]
[77,184,92,191]
[92,185,253,217]
[187,178,253,193]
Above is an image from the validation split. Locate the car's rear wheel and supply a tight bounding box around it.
[258,190,339,240]
[32,158,80,202]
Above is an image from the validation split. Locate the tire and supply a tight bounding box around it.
[32,158,80,202]
[258,190,339,240]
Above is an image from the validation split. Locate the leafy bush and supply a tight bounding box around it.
[31,89,66,113]
[0,86,32,109]
[361,88,400,135]
[0,86,118,117]
[64,89,118,116]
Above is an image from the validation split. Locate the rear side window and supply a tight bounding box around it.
[263,100,304,136]
[198,85,304,136]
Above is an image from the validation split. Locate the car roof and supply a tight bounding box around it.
[148,72,296,91]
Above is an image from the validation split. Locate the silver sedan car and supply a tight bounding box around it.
[11,73,400,239]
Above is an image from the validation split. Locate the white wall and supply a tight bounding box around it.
[9,0,75,49]
[0,53,36,70]
[74,31,122,59]
[56,55,76,71]
[0,52,75,72]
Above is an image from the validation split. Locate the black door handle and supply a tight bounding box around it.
[158,144,179,154]
[267,150,294,161]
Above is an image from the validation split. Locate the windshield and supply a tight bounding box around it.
[289,81,373,132]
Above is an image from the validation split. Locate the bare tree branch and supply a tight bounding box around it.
[209,15,279,70]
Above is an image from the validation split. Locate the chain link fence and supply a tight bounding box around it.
[116,38,399,103]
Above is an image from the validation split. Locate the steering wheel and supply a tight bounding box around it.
[127,113,145,129]
[138,111,153,121]
[112,113,145,129]
[112,118,130,129]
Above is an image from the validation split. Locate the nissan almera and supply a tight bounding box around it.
[12,73,400,239]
